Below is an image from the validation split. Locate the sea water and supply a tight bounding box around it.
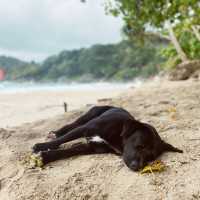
[0,80,142,94]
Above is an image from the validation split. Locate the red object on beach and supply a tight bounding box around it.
[0,69,5,81]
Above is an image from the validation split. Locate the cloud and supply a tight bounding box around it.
[0,0,122,61]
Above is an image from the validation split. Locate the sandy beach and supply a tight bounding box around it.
[0,84,130,128]
[0,79,200,200]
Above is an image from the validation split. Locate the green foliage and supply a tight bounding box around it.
[178,31,200,59]
[140,63,159,78]
[160,29,200,69]
[0,56,27,69]
[113,67,140,80]
[105,0,200,66]
[0,39,165,82]
[105,0,199,32]
[0,56,40,80]
[5,63,40,80]
[160,56,181,70]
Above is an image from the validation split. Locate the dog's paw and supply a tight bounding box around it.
[32,143,59,153]
[32,143,46,153]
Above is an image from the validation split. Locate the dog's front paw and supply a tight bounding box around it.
[32,143,46,153]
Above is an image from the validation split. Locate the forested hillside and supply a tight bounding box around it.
[0,56,27,69]
[0,39,167,82]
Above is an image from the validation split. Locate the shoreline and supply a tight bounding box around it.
[0,84,130,128]
[0,81,138,93]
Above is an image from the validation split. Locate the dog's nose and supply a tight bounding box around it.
[129,161,140,171]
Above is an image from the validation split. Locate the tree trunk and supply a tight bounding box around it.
[167,22,188,62]
[192,25,200,42]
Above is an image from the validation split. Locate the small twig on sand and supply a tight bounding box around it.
[64,102,68,113]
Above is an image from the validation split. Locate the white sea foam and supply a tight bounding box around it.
[0,79,143,94]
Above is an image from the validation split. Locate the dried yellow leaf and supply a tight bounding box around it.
[168,107,176,113]
[29,154,44,168]
[141,160,166,174]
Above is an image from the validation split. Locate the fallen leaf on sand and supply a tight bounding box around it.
[167,107,177,113]
[141,160,166,174]
[29,153,44,168]
[167,107,177,120]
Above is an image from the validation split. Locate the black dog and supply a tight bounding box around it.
[33,106,183,171]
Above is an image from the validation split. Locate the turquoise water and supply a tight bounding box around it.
[0,81,142,93]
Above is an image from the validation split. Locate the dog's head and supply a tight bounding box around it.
[121,120,183,171]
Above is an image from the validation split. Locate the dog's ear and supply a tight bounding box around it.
[120,120,141,138]
[141,123,161,139]
[161,140,183,153]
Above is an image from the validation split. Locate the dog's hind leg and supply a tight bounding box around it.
[40,141,115,164]
[48,106,113,139]
[33,125,97,153]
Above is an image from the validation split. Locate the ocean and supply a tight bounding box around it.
[0,80,142,93]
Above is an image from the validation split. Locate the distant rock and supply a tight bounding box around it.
[168,60,200,80]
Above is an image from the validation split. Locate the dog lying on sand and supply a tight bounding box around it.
[33,106,183,171]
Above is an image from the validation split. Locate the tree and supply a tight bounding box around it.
[103,0,200,62]
[177,1,200,42]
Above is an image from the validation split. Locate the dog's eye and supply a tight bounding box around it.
[136,145,145,150]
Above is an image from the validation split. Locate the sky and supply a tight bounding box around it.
[0,0,122,62]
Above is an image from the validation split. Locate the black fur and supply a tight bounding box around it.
[33,106,183,171]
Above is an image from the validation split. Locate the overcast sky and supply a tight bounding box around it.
[0,0,122,61]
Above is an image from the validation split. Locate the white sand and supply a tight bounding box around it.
[0,79,200,200]
[0,87,125,128]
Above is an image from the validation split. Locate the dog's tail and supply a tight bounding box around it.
[162,141,183,153]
